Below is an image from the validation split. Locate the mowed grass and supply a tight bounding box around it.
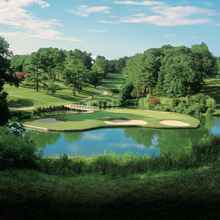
[24,108,200,131]
[4,73,125,111]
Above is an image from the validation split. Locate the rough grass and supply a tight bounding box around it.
[24,108,200,131]
[1,163,220,219]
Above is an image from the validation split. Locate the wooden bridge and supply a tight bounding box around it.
[64,104,97,112]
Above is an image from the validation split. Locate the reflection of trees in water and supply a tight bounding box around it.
[28,132,82,149]
[202,116,215,131]
[28,131,60,148]
[63,132,81,142]
[124,124,211,156]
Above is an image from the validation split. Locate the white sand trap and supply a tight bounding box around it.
[160,120,190,127]
[104,120,147,126]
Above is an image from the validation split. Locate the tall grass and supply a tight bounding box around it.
[40,137,220,176]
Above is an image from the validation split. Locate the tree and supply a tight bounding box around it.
[10,55,27,72]
[34,48,66,81]
[217,57,220,78]
[120,82,134,106]
[159,47,203,97]
[108,57,128,74]
[25,52,43,92]
[191,42,217,78]
[124,49,160,97]
[66,49,92,70]
[142,48,161,95]
[64,57,87,94]
[88,56,109,87]
[0,37,17,125]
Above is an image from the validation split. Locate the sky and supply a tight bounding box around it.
[0,0,220,59]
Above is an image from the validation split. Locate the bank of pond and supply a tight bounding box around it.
[30,116,220,159]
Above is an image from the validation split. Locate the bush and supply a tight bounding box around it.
[0,92,10,125]
[148,96,160,105]
[120,83,134,106]
[7,121,25,136]
[138,94,216,117]
[0,128,40,169]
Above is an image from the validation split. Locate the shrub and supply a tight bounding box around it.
[120,83,134,106]
[138,94,216,117]
[0,128,40,169]
[148,96,160,105]
[0,92,10,125]
[7,121,25,136]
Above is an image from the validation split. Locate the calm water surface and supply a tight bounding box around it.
[31,117,220,158]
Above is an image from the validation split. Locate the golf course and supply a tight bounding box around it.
[24,108,199,131]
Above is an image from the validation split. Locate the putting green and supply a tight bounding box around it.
[24,108,200,132]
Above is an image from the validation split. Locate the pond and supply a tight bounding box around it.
[30,117,220,158]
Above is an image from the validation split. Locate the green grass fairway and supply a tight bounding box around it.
[5,73,125,111]
[24,108,200,131]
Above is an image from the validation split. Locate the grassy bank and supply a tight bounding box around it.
[1,128,220,219]
[1,163,220,219]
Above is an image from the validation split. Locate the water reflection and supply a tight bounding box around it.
[30,117,220,158]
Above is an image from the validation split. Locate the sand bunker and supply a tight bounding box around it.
[104,120,147,126]
[160,120,190,127]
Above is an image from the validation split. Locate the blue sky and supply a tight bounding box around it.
[0,0,220,58]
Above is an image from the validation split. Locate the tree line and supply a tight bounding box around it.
[123,43,218,98]
[11,48,128,94]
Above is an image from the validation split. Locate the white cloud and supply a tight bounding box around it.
[113,0,216,26]
[71,5,111,17]
[0,31,80,55]
[0,0,80,42]
[114,0,163,7]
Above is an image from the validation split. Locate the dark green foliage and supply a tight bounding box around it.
[217,57,220,78]
[191,138,220,164]
[108,57,128,73]
[124,44,217,99]
[120,82,134,106]
[139,94,216,116]
[0,92,9,125]
[67,49,92,70]
[158,47,203,97]
[64,57,87,94]
[10,55,28,72]
[0,37,17,125]
[7,121,25,136]
[191,42,217,78]
[0,128,39,169]
[88,56,109,87]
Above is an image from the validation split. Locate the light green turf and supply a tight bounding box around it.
[5,73,125,111]
[24,108,200,131]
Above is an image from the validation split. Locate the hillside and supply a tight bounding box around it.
[5,73,125,111]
